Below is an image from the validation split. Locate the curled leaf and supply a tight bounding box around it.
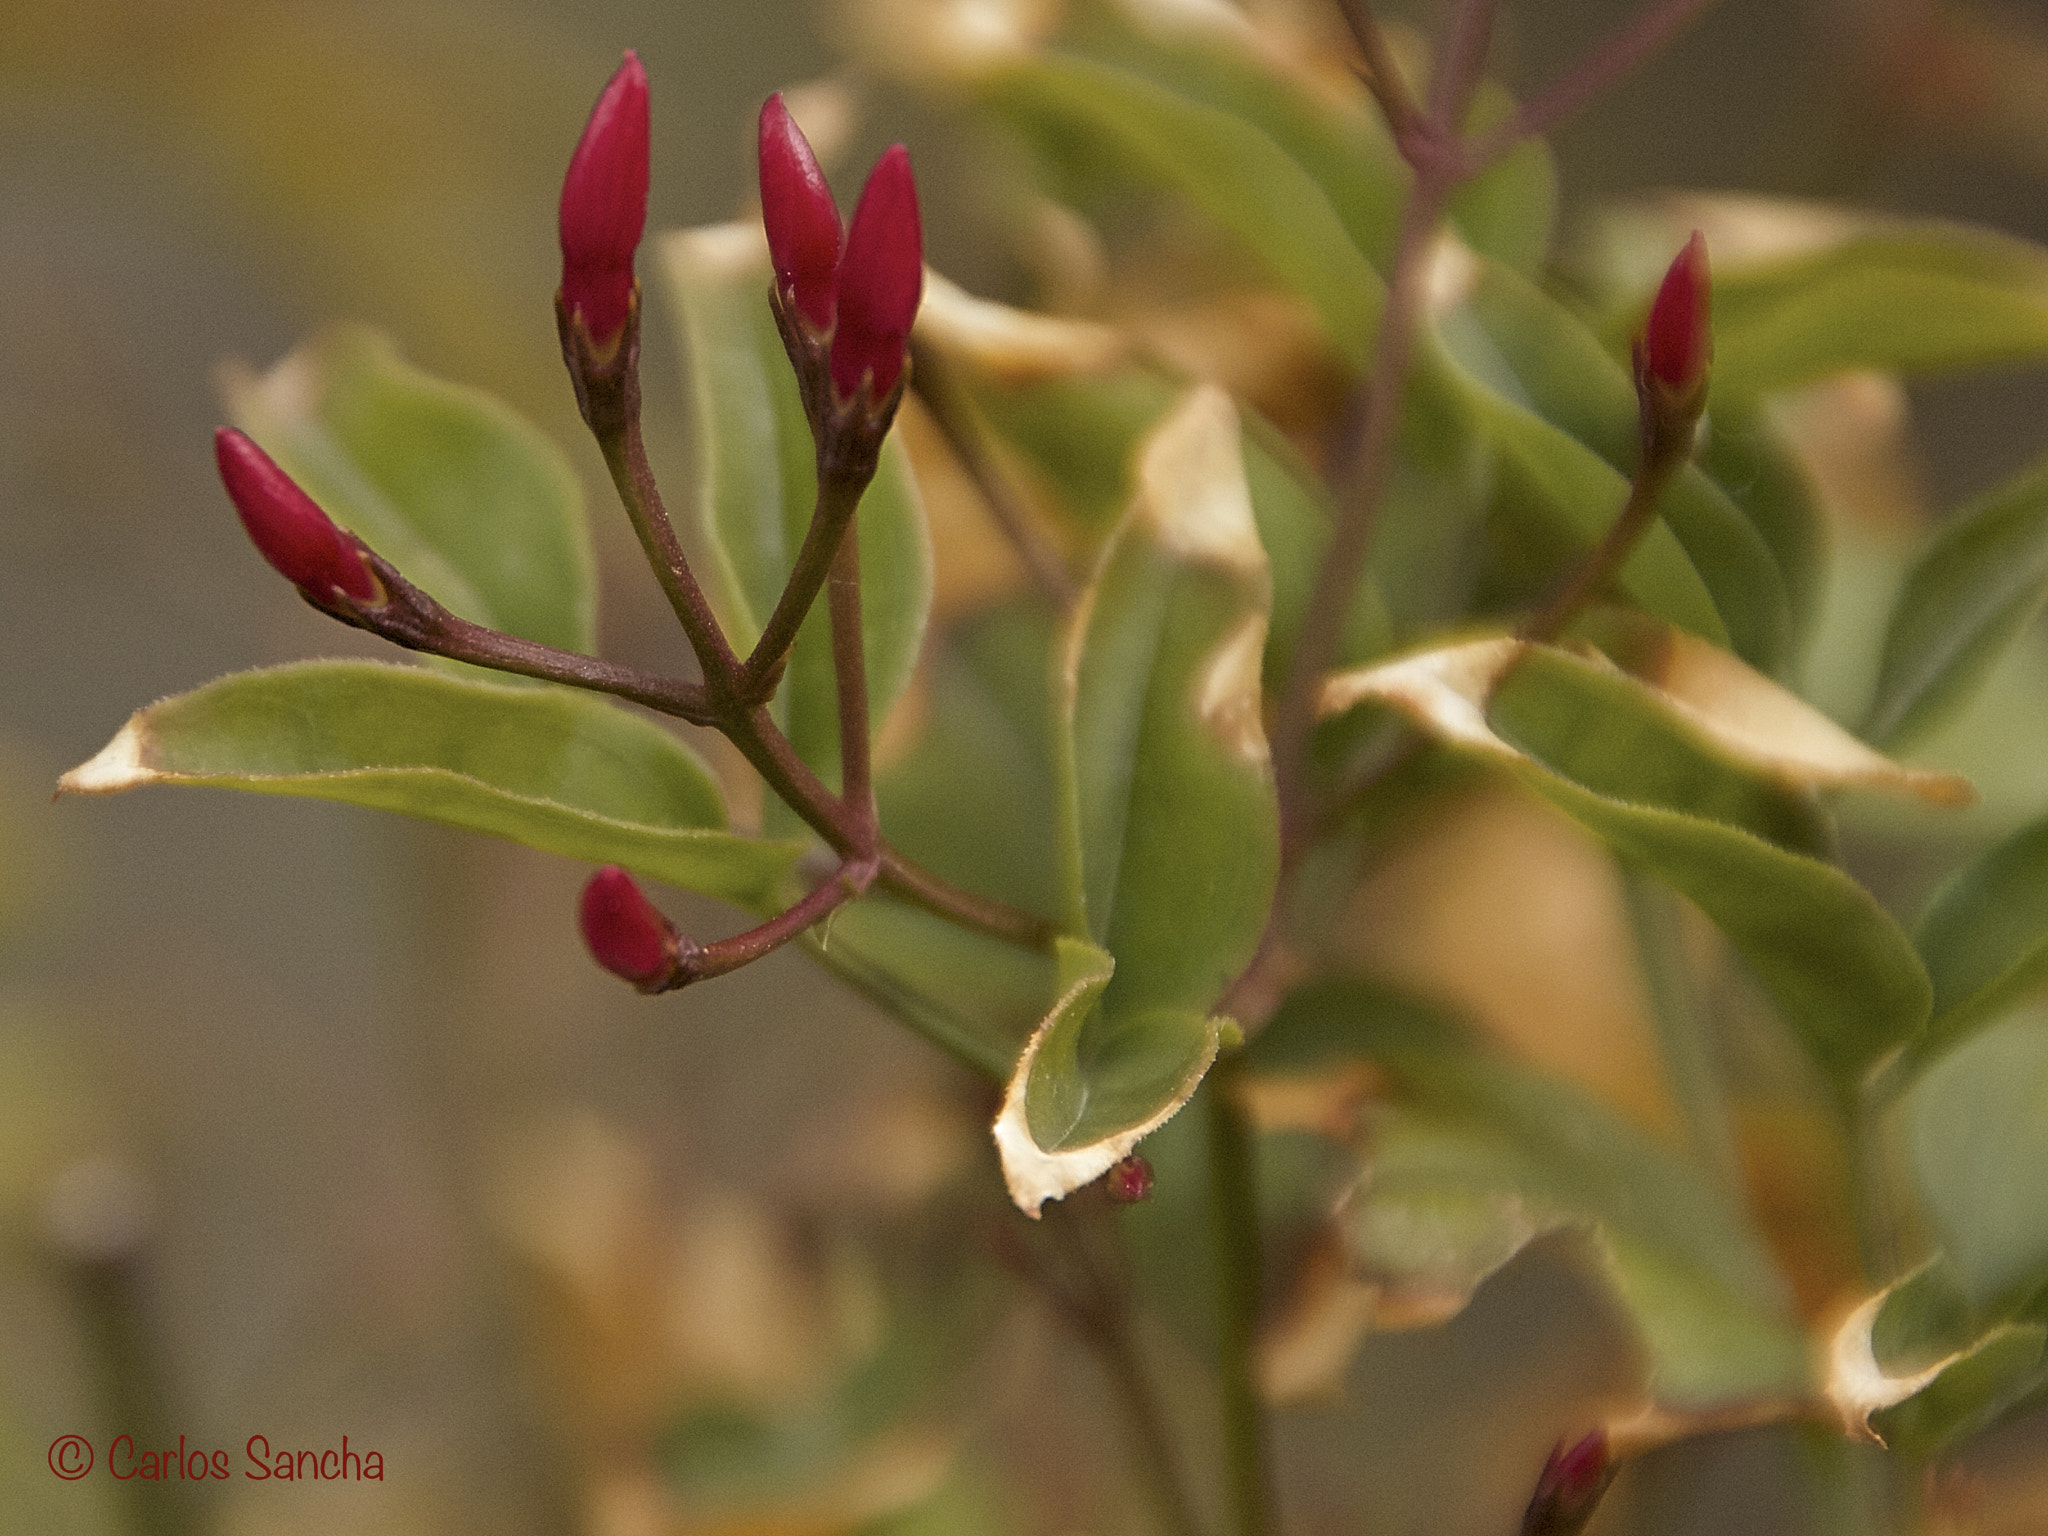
[1320,638,1934,1083]
[992,940,1222,1215]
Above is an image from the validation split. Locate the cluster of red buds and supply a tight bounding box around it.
[758,94,924,404]
[211,50,937,999]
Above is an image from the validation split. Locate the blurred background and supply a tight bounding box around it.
[8,1,2048,1533]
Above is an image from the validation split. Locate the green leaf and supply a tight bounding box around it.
[1423,339,1731,651]
[1587,207,2048,397]
[1248,979,1808,1412]
[225,324,594,653]
[1711,223,2048,397]
[655,224,933,816]
[1454,255,1789,669]
[1869,1326,2048,1460]
[807,897,1055,1080]
[1058,0,1407,268]
[877,601,1066,924]
[993,938,1221,1214]
[1828,1256,2048,1459]
[1699,404,1827,640]
[1865,455,2048,750]
[1323,640,1933,1083]
[59,661,798,907]
[978,49,1383,364]
[1060,386,1280,1019]
[1906,1009,2048,1315]
[1916,815,2048,1057]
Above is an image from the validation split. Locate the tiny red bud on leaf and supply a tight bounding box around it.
[558,50,650,349]
[213,428,378,604]
[1521,1432,1614,1536]
[1643,230,1711,395]
[579,865,679,991]
[830,144,922,400]
[758,93,842,331]
[1104,1155,1155,1203]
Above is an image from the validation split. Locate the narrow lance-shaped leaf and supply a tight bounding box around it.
[59,662,800,908]
[655,223,933,815]
[224,324,595,654]
[1915,814,2048,1058]
[1061,385,1279,1017]
[1906,1011,2048,1317]
[1321,639,1937,1085]
[1246,980,1809,1416]
[996,387,1279,1213]
[1865,453,2048,750]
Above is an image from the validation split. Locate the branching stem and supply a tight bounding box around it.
[1466,0,1725,172]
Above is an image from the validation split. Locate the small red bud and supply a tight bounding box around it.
[1104,1155,1155,1204]
[1643,230,1711,395]
[758,93,843,331]
[213,428,379,604]
[579,865,680,991]
[558,51,650,349]
[830,144,923,401]
[1521,1432,1613,1536]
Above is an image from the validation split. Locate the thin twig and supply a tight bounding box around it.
[1426,0,1504,127]
[1466,0,1724,172]
[675,856,879,985]
[988,1206,1205,1536]
[563,296,748,694]
[1335,0,1427,147]
[1518,441,1687,646]
[828,531,878,840]
[1270,171,1457,848]
[909,337,1079,610]
[1209,1058,1272,1536]
[1270,0,1499,852]
[738,467,868,699]
[337,553,717,724]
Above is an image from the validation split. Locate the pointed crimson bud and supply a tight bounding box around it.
[1520,1432,1613,1536]
[1643,230,1711,395]
[579,865,680,991]
[830,144,922,400]
[559,51,650,349]
[1104,1155,1155,1204]
[214,428,379,604]
[759,93,843,331]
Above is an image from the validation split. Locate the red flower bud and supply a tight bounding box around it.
[558,51,650,349]
[758,93,842,331]
[1643,230,1711,395]
[1521,1432,1613,1536]
[213,428,378,604]
[579,865,679,991]
[830,144,922,400]
[1104,1155,1155,1204]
